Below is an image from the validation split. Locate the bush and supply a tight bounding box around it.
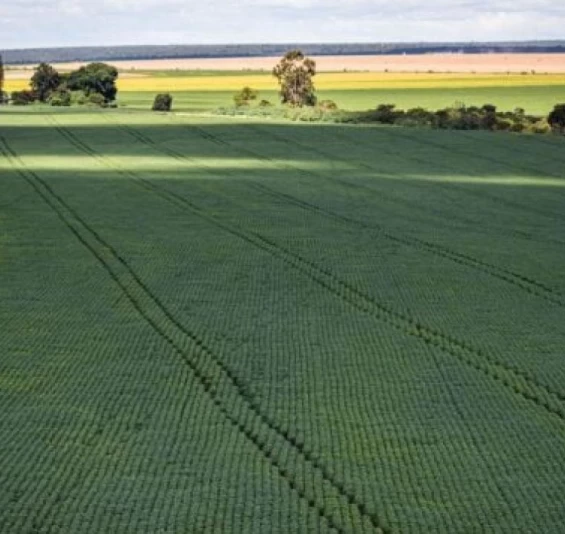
[0,91,8,105]
[71,90,88,105]
[152,93,173,111]
[234,87,258,107]
[11,90,36,106]
[318,100,338,111]
[49,88,71,107]
[370,104,403,124]
[548,104,565,133]
[528,119,552,134]
[88,93,106,107]
[258,99,272,108]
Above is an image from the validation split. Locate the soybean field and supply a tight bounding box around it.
[1,110,565,533]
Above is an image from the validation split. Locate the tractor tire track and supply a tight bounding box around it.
[102,119,565,411]
[166,121,565,308]
[35,120,391,534]
[42,122,565,424]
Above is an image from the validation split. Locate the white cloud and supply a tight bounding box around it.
[1,0,564,48]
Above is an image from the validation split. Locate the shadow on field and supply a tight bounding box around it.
[1,117,565,201]
[2,116,565,237]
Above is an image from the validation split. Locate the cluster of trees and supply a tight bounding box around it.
[8,62,118,107]
[347,103,565,134]
[0,54,6,104]
[228,50,565,135]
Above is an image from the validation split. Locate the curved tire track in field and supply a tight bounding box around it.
[236,124,565,308]
[368,127,565,223]
[30,122,390,534]
[314,126,565,246]
[456,130,565,170]
[166,120,565,308]
[103,119,565,411]
[42,122,565,424]
[248,180,565,310]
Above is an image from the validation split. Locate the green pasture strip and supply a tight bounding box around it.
[0,110,564,533]
[114,84,565,115]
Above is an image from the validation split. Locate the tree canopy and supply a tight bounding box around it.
[0,54,4,97]
[30,63,61,102]
[548,104,565,133]
[152,93,173,112]
[272,50,317,107]
[65,63,118,103]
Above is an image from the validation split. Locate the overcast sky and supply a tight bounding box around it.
[1,0,564,49]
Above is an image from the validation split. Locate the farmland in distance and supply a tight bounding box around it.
[1,110,565,533]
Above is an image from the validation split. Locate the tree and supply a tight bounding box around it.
[30,63,61,102]
[273,50,317,107]
[234,86,258,107]
[0,54,4,95]
[548,104,565,133]
[49,88,72,107]
[65,63,118,103]
[11,90,36,106]
[152,93,173,111]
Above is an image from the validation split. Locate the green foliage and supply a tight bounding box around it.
[87,93,106,107]
[341,102,551,134]
[30,63,61,102]
[152,93,173,111]
[258,99,272,108]
[70,90,88,105]
[233,86,258,107]
[48,88,72,107]
[548,104,565,133]
[0,54,4,96]
[273,50,317,107]
[65,62,118,103]
[10,90,36,106]
[318,99,338,111]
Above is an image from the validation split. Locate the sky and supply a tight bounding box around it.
[1,0,565,49]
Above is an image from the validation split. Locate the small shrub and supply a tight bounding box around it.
[89,93,106,107]
[548,104,565,133]
[370,104,403,124]
[234,86,258,107]
[11,90,36,106]
[71,90,88,105]
[49,89,71,107]
[528,119,552,134]
[318,100,338,111]
[258,99,272,108]
[152,93,173,112]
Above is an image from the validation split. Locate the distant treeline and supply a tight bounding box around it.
[2,41,565,65]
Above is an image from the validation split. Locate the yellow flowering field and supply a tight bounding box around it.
[5,71,564,93]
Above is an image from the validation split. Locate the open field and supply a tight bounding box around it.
[5,64,564,115]
[1,109,565,533]
[9,53,565,73]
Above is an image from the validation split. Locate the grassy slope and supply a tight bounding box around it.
[1,110,565,533]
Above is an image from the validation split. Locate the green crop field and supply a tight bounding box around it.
[1,109,565,533]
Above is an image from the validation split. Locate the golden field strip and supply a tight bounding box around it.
[5,71,565,93]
